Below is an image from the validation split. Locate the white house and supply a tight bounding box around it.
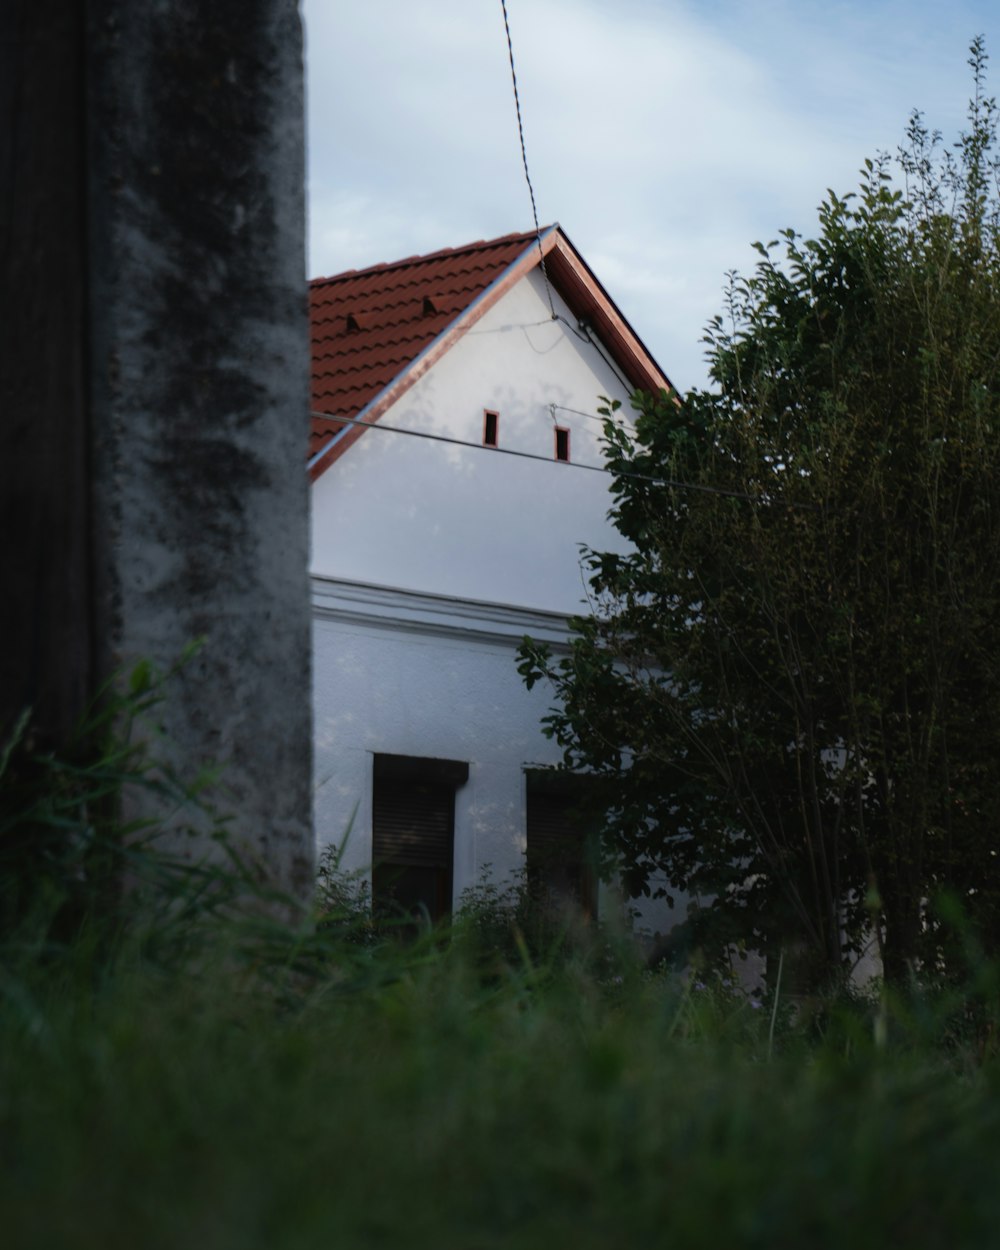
[309,225,673,923]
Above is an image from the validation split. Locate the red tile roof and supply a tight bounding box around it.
[308,225,672,480]
[309,228,543,460]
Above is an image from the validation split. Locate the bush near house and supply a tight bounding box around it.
[519,41,1000,992]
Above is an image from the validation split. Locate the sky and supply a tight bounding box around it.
[304,0,1000,392]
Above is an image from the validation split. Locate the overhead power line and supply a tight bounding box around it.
[498,4,645,397]
[500,0,556,319]
[309,410,784,505]
[550,402,636,427]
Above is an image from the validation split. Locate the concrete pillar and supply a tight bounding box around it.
[2,0,314,901]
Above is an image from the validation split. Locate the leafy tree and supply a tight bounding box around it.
[519,40,1000,989]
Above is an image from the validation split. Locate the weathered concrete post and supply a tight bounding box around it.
[2,1,314,901]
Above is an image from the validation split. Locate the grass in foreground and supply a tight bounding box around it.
[4,907,1000,1250]
[4,670,1000,1249]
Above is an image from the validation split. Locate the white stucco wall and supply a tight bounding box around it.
[310,269,634,615]
[312,580,573,895]
[312,580,683,936]
[310,265,680,933]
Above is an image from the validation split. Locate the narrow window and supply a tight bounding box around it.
[483,409,499,448]
[525,771,597,920]
[554,426,570,462]
[372,754,469,924]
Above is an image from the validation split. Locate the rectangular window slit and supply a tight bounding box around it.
[555,426,570,462]
[483,409,499,448]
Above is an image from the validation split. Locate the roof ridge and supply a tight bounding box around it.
[309,226,553,287]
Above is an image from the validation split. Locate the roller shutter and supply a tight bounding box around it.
[371,754,468,923]
[373,778,453,869]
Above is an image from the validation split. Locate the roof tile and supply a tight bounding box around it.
[309,229,541,440]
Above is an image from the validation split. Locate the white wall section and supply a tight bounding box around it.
[311,270,633,614]
[310,258,677,934]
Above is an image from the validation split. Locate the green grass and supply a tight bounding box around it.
[4,916,1000,1250]
[5,671,1000,1249]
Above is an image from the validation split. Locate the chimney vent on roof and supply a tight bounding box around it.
[422,295,439,316]
[345,312,366,332]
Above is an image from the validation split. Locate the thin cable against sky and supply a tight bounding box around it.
[500,0,556,318]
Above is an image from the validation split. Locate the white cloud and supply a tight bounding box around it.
[304,0,1000,390]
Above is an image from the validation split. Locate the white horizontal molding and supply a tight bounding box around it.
[311,574,576,649]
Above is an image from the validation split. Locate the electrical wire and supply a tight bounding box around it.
[500,0,556,319]
[547,310,634,393]
[578,321,634,393]
[499,3,667,404]
[310,410,792,505]
[550,403,635,427]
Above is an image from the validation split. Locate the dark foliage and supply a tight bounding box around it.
[520,41,1000,988]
